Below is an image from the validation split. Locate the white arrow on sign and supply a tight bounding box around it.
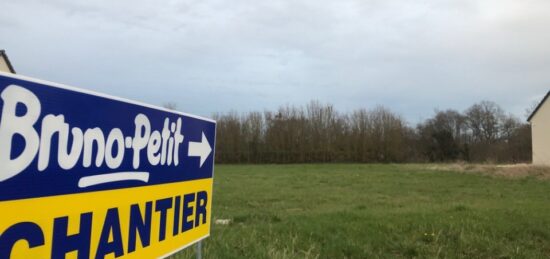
[188,132,212,167]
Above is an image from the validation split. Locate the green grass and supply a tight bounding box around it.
[171,164,550,258]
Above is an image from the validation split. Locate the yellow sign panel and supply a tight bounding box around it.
[1,179,213,258]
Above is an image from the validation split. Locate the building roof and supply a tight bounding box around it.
[0,49,16,74]
[527,91,550,122]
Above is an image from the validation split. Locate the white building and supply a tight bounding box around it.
[0,50,15,74]
[528,92,550,165]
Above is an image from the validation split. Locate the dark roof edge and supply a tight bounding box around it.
[0,50,16,74]
[527,91,550,122]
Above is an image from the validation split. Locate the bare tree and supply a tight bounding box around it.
[417,109,466,161]
[465,101,505,143]
[213,99,531,164]
[162,102,178,110]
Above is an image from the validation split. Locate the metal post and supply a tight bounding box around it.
[196,241,202,259]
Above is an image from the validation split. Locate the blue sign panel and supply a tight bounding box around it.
[0,72,216,258]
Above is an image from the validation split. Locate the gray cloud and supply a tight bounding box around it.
[1,0,548,122]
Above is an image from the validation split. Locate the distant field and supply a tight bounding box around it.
[172,164,550,258]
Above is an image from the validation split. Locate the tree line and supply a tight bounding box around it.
[211,100,531,164]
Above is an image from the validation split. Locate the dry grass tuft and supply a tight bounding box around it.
[426,163,550,180]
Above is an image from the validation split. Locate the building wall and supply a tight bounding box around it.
[531,100,550,165]
[0,57,12,73]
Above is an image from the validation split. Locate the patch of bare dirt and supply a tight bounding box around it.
[426,163,550,180]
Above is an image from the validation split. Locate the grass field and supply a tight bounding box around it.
[172,164,550,258]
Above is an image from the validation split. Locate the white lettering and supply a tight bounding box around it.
[57,118,83,170]
[160,119,170,165]
[132,114,150,169]
[38,114,64,171]
[83,128,105,168]
[0,85,188,180]
[147,131,162,166]
[173,118,184,166]
[0,85,40,181]
[105,128,124,169]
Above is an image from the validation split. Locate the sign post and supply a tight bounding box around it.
[196,240,202,259]
[0,71,216,258]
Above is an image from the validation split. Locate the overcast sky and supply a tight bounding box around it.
[1,0,549,123]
